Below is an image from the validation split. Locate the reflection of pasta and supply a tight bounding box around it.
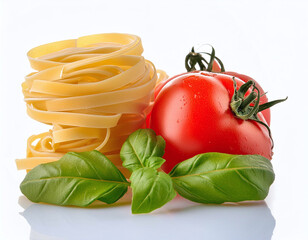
[16,33,167,177]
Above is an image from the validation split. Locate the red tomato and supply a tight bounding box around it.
[150,72,273,173]
[149,70,270,126]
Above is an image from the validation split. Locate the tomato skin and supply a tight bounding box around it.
[146,73,188,127]
[150,72,272,173]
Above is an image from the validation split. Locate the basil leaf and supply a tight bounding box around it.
[144,156,165,170]
[130,167,176,214]
[20,150,129,207]
[169,153,274,204]
[120,129,166,172]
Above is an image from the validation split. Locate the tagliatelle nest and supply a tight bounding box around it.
[16,33,167,177]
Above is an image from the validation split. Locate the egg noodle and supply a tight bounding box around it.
[16,33,167,177]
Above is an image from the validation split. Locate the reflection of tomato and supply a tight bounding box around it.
[150,71,272,173]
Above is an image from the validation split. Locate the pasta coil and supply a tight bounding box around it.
[16,33,167,177]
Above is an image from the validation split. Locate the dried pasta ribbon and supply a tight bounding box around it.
[16,33,167,177]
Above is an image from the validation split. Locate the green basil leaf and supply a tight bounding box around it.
[144,156,165,170]
[130,167,176,214]
[120,129,166,172]
[169,153,275,204]
[20,150,129,207]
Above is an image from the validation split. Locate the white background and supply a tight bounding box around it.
[1,0,308,239]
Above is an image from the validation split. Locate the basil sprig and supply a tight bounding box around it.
[121,129,175,213]
[20,151,129,207]
[20,129,275,214]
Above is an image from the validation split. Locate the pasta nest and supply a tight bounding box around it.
[16,33,167,177]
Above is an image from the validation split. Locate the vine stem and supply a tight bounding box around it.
[185,45,225,72]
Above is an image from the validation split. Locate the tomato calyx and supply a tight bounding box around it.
[230,78,287,148]
[230,79,260,121]
[185,45,225,72]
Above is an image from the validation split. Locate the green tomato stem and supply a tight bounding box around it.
[185,45,225,72]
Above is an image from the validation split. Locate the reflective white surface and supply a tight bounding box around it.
[19,197,275,240]
[1,0,308,239]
